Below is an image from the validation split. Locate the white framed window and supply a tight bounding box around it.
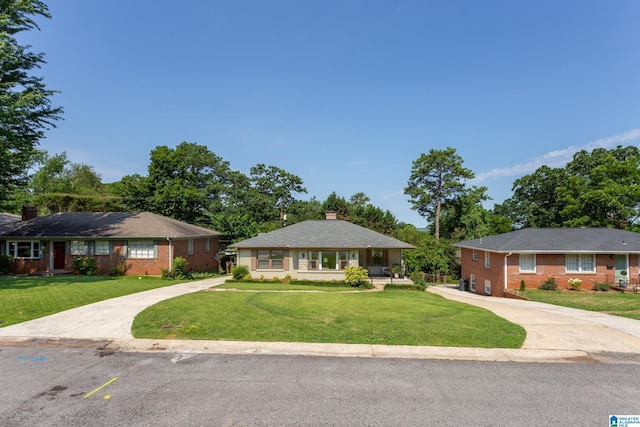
[484,279,491,295]
[188,239,194,256]
[70,240,89,255]
[306,250,350,270]
[205,238,210,253]
[470,274,476,292]
[128,240,157,259]
[484,251,491,268]
[95,240,111,255]
[472,249,478,261]
[6,241,41,259]
[519,254,536,273]
[565,254,595,273]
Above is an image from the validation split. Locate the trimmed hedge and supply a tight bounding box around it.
[384,283,426,291]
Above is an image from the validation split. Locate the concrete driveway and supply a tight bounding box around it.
[2,280,640,363]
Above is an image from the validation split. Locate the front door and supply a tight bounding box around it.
[53,241,65,270]
[614,254,628,285]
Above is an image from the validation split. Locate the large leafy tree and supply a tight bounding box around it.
[560,145,640,229]
[0,0,62,205]
[405,147,474,241]
[248,163,307,225]
[113,142,232,225]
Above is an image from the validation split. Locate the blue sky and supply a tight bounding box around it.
[20,0,640,226]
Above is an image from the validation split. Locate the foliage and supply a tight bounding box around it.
[410,270,427,287]
[567,278,582,291]
[172,256,188,278]
[384,283,426,291]
[404,147,474,240]
[108,262,126,276]
[391,264,402,275]
[187,270,220,280]
[0,0,63,206]
[231,265,249,280]
[538,276,558,291]
[519,280,526,292]
[72,256,99,275]
[397,225,457,275]
[0,254,12,274]
[344,266,371,287]
[498,146,640,230]
[592,282,610,292]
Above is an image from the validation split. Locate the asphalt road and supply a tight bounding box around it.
[1,343,639,426]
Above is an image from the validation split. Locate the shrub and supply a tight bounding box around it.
[593,281,610,292]
[283,274,292,284]
[172,256,188,279]
[344,266,370,287]
[108,262,126,276]
[189,270,219,280]
[0,254,12,274]
[410,270,427,287]
[567,277,582,291]
[519,280,526,292]
[72,255,99,275]
[384,283,426,291]
[538,276,558,291]
[231,265,249,280]
[272,276,281,283]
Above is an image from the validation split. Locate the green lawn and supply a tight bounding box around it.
[217,282,362,292]
[522,289,640,320]
[0,275,188,327]
[132,290,526,348]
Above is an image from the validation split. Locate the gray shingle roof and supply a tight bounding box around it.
[454,228,640,253]
[0,212,219,239]
[229,220,414,249]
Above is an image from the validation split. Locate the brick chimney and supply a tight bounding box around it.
[21,205,38,221]
[325,211,337,220]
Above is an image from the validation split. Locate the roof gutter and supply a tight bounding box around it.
[504,252,513,291]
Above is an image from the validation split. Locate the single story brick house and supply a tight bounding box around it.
[454,228,640,297]
[0,210,220,276]
[228,212,414,280]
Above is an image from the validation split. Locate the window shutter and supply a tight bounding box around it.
[65,241,70,255]
[123,240,128,258]
[109,240,114,255]
[153,240,159,258]
[283,250,289,270]
[88,240,95,255]
[251,250,256,270]
[383,249,389,266]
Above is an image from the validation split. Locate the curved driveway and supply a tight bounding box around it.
[2,280,640,363]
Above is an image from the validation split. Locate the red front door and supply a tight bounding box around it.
[53,242,65,270]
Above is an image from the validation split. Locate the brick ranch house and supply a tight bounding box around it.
[454,228,640,297]
[229,212,415,281]
[0,209,220,276]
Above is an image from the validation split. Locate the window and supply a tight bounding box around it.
[308,250,319,270]
[205,238,210,253]
[484,251,491,268]
[306,250,349,270]
[565,254,595,273]
[258,250,284,269]
[472,249,478,261]
[470,274,476,292]
[128,240,157,259]
[7,241,41,259]
[339,251,349,270]
[519,254,536,273]
[70,240,89,255]
[484,279,491,295]
[188,239,194,256]
[95,241,111,255]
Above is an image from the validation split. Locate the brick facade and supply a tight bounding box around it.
[460,248,639,296]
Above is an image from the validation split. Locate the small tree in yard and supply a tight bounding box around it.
[344,266,370,288]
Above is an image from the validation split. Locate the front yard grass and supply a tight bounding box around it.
[522,289,640,320]
[132,290,526,348]
[0,275,187,327]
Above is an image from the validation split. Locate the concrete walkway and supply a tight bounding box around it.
[2,280,640,363]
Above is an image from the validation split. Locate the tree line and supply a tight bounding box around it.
[4,2,640,279]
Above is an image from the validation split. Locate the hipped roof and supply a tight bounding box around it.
[454,228,640,253]
[229,220,414,249]
[0,212,219,239]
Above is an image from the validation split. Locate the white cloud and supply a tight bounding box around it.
[473,128,640,183]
